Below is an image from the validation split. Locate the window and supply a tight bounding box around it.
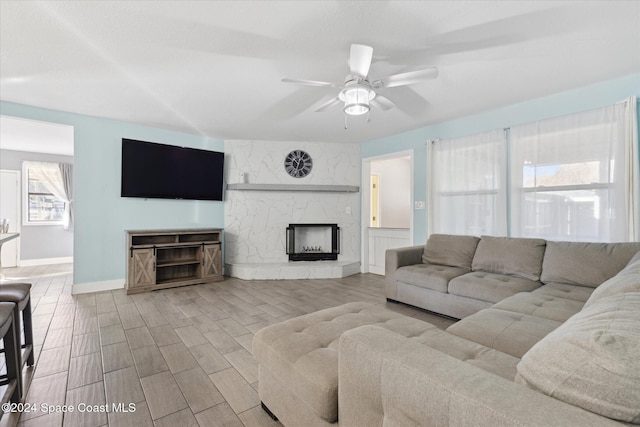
[510,105,627,242]
[429,100,635,242]
[23,162,66,225]
[430,129,507,236]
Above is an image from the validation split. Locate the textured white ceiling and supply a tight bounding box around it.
[1,1,639,145]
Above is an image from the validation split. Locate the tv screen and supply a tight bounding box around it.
[121,139,224,201]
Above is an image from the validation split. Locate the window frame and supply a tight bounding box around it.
[22,161,66,226]
[429,129,508,237]
[508,109,626,242]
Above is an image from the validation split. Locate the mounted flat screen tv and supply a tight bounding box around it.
[121,138,224,201]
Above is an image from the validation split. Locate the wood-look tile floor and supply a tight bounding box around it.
[0,263,455,427]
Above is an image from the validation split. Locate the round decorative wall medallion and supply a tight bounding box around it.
[284,150,313,178]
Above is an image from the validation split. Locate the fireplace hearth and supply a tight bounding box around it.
[286,224,340,261]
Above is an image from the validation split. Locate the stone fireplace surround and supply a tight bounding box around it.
[224,140,361,280]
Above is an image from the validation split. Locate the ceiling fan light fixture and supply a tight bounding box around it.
[339,83,375,116]
[344,102,369,116]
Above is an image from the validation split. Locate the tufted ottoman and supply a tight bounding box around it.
[252,302,439,427]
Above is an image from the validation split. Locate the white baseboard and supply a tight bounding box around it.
[18,256,73,267]
[367,265,385,276]
[72,279,124,295]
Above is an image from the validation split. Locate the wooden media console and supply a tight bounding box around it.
[125,228,223,294]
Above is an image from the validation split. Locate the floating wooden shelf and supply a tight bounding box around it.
[226,183,359,193]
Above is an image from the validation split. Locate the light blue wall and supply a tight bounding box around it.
[361,73,640,244]
[0,101,224,285]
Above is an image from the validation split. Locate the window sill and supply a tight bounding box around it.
[22,221,64,227]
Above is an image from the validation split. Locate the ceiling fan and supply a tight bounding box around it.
[282,44,438,117]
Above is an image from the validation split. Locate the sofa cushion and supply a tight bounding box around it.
[396,263,468,293]
[448,272,542,304]
[446,308,562,358]
[532,282,594,302]
[584,250,640,308]
[422,234,480,269]
[492,292,584,322]
[516,292,640,424]
[471,236,546,281]
[347,323,520,381]
[541,241,640,288]
[409,328,520,381]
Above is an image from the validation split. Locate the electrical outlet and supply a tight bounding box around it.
[346,207,351,214]
[415,201,425,210]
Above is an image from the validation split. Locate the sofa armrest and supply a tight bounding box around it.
[385,245,424,299]
[338,325,622,427]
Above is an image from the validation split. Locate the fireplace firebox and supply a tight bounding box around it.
[286,224,340,261]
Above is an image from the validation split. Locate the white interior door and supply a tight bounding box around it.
[0,170,20,268]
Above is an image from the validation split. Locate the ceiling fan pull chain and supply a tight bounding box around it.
[344,114,348,130]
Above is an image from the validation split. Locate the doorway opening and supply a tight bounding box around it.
[361,151,414,275]
[0,116,74,273]
[369,157,411,228]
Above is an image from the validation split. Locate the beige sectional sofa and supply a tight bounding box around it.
[253,235,640,426]
[385,234,640,320]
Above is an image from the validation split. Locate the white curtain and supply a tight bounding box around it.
[59,163,73,231]
[430,129,507,236]
[510,103,628,242]
[30,162,73,230]
[624,96,639,241]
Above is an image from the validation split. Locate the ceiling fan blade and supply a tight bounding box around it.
[314,96,342,112]
[349,44,373,79]
[375,67,438,88]
[281,77,338,88]
[259,87,329,122]
[380,8,576,66]
[371,95,395,111]
[385,86,431,116]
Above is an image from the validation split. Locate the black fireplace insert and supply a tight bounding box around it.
[286,223,340,261]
